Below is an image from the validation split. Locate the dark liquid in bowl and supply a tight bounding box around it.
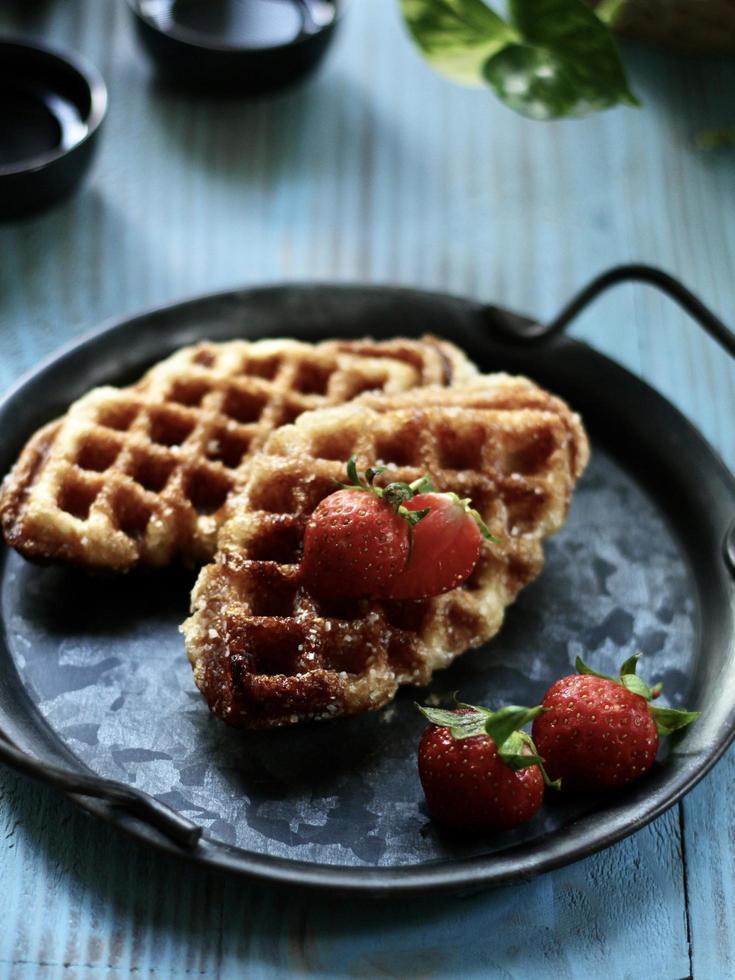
[0,86,88,168]
[141,0,336,47]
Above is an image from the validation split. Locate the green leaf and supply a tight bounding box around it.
[593,0,628,24]
[497,730,543,770]
[383,482,415,509]
[467,503,500,544]
[399,505,430,526]
[619,653,640,677]
[417,704,491,738]
[419,701,560,787]
[620,673,652,701]
[417,701,544,744]
[498,731,561,788]
[483,0,639,120]
[483,704,545,749]
[400,0,517,86]
[409,474,435,494]
[574,656,614,682]
[651,706,700,737]
[345,456,360,487]
[364,465,386,485]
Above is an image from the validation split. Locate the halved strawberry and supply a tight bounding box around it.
[388,493,495,599]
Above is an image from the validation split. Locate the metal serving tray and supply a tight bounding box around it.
[0,265,732,895]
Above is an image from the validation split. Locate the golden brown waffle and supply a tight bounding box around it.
[0,337,475,571]
[184,379,589,729]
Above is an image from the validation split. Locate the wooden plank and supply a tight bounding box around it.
[0,767,690,978]
[2,0,734,975]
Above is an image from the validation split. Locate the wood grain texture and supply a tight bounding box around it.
[0,0,734,976]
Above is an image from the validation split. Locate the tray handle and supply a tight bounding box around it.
[0,729,202,849]
[491,263,735,360]
[493,262,735,578]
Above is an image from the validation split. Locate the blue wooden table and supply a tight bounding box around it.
[1,2,734,976]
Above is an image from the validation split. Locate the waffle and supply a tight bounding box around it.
[0,337,476,571]
[183,379,589,729]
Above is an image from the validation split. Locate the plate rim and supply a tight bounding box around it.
[1,280,733,896]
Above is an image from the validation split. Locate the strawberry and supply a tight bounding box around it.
[389,493,494,599]
[417,702,557,833]
[300,459,497,600]
[300,458,428,598]
[532,654,699,791]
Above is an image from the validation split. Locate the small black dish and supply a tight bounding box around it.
[0,39,107,221]
[126,0,342,93]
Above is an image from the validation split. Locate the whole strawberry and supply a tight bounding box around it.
[417,702,557,833]
[300,458,428,598]
[532,655,699,791]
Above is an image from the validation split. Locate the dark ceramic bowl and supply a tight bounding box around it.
[0,39,107,221]
[126,0,342,93]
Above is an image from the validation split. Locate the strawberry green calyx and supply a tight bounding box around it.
[417,701,560,788]
[338,457,500,541]
[574,654,700,736]
[339,457,434,528]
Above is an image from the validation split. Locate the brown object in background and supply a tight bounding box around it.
[607,0,735,53]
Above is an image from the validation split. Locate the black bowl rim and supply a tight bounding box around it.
[1,280,733,897]
[125,0,344,55]
[0,37,108,179]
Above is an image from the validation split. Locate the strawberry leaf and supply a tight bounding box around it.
[498,731,561,788]
[650,706,700,737]
[399,505,430,527]
[441,492,500,544]
[345,456,360,487]
[574,656,615,682]
[619,653,641,677]
[417,704,490,738]
[338,459,435,528]
[365,465,386,485]
[409,475,435,494]
[620,674,652,701]
[483,704,546,749]
[418,700,560,787]
[497,730,542,769]
[467,503,499,543]
[417,701,544,744]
